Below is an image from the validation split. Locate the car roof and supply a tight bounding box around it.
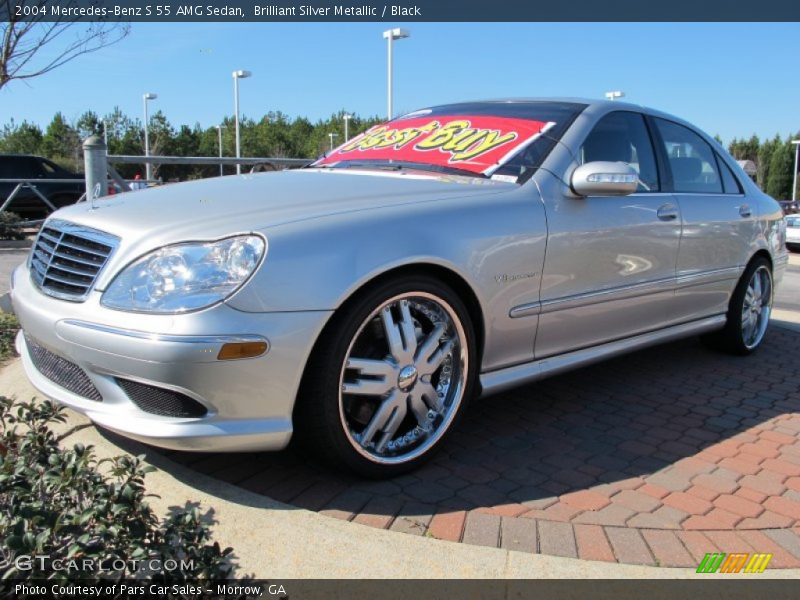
[420,97,688,124]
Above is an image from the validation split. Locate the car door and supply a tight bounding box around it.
[650,117,757,322]
[535,110,682,359]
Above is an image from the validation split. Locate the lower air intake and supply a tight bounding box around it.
[116,378,208,418]
[25,334,102,402]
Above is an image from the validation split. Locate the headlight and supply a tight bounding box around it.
[101,235,265,313]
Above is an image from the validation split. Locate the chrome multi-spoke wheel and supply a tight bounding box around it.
[339,292,468,464]
[295,275,475,477]
[702,257,773,356]
[741,265,772,350]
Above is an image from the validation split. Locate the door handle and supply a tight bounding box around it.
[657,204,679,221]
[739,204,752,218]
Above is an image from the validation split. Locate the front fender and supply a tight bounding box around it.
[226,188,548,371]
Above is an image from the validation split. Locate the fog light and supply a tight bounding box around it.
[217,341,269,360]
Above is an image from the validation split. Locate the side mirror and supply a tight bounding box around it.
[570,161,638,196]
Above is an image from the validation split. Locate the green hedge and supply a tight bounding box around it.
[0,398,242,588]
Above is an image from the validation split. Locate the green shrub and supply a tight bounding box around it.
[0,212,25,240]
[0,312,19,361]
[0,398,239,586]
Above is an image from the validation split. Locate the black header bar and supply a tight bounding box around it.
[3,0,800,22]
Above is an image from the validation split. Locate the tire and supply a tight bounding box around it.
[294,274,477,478]
[702,256,773,355]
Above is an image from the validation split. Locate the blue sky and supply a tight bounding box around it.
[1,22,798,143]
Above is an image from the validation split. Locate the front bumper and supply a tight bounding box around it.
[11,263,332,452]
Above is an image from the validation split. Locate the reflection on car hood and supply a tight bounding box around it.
[53,168,513,241]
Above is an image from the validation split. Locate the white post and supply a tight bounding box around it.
[792,140,799,203]
[232,70,252,175]
[386,34,393,119]
[143,97,150,181]
[343,114,351,142]
[383,29,409,120]
[83,135,108,200]
[234,76,241,175]
[217,125,224,177]
[142,93,157,181]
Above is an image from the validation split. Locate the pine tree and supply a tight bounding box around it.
[766,140,794,199]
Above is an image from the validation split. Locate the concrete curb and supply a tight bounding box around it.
[1,360,799,579]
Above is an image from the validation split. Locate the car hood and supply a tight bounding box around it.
[54,168,514,242]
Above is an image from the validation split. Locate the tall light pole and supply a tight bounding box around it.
[604,90,625,101]
[232,70,252,175]
[343,113,352,142]
[328,132,339,151]
[142,92,157,181]
[216,125,224,177]
[792,140,799,203]
[383,28,409,119]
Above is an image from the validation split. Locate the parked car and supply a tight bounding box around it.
[0,154,84,219]
[778,200,799,215]
[786,215,800,251]
[11,99,788,477]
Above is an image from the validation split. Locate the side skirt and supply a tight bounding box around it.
[479,314,727,398]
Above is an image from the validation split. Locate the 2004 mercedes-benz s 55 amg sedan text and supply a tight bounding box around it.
[11,99,789,476]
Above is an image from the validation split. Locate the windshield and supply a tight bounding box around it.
[313,101,586,183]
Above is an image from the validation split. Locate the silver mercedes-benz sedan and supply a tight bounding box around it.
[11,99,789,476]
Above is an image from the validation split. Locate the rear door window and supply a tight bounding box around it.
[717,156,743,194]
[653,118,723,194]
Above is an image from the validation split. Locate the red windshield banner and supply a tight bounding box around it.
[315,115,553,174]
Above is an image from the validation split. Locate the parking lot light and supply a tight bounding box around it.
[792,140,799,203]
[343,113,352,142]
[216,125,224,177]
[232,70,252,175]
[383,28,410,119]
[605,90,625,101]
[329,132,339,151]
[142,93,157,181]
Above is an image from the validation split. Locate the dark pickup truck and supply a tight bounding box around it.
[0,154,84,219]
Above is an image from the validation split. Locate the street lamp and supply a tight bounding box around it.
[142,92,157,181]
[216,125,224,177]
[343,113,352,142]
[328,132,339,151]
[792,140,799,203]
[383,28,410,119]
[232,69,252,174]
[604,91,625,101]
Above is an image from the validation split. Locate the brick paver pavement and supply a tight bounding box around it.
[160,327,800,567]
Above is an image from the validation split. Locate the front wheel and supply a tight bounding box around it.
[295,275,477,477]
[703,257,773,355]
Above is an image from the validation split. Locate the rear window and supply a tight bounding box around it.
[314,101,585,183]
[787,216,800,228]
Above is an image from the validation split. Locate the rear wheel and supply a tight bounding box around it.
[702,257,773,355]
[295,275,476,477]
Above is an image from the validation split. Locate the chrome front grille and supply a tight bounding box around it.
[30,219,119,301]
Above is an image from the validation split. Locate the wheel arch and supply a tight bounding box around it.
[337,262,481,362]
[295,261,486,408]
[749,248,773,270]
